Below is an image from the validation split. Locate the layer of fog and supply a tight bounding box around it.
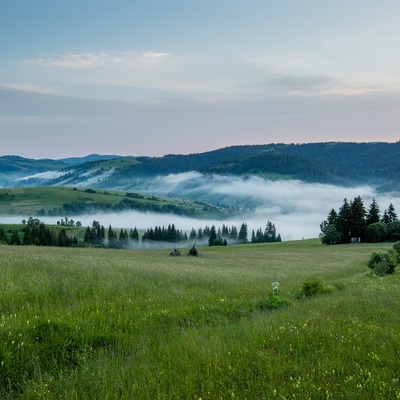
[17,170,65,182]
[3,174,400,244]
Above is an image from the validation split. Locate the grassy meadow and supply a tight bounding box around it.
[1,239,399,399]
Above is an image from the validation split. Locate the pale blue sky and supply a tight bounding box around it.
[1,0,399,158]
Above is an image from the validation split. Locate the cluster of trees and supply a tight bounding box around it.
[142,224,188,243]
[188,222,282,246]
[56,217,82,227]
[207,223,249,246]
[320,196,400,244]
[186,223,247,246]
[83,221,139,249]
[250,221,282,243]
[4,217,78,247]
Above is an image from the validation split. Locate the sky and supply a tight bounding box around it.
[1,0,400,159]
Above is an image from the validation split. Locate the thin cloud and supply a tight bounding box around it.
[255,75,384,97]
[0,83,60,95]
[23,51,171,69]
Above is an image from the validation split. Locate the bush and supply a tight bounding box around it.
[368,250,398,276]
[320,226,343,245]
[365,222,388,243]
[255,295,291,311]
[392,241,400,263]
[300,277,333,297]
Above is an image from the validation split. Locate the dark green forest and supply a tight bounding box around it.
[3,142,400,190]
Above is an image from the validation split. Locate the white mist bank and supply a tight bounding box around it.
[2,177,400,241]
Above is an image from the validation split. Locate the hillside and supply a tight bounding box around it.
[0,187,232,219]
[2,142,400,193]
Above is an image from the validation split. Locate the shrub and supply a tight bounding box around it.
[320,225,343,245]
[300,276,333,297]
[392,241,400,263]
[368,250,398,276]
[365,222,388,243]
[255,296,291,311]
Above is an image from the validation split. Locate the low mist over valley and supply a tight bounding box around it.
[1,142,400,242]
[2,174,399,242]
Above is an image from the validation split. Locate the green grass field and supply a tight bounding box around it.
[1,240,399,399]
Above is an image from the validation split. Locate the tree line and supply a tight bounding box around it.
[1,218,282,249]
[320,196,400,244]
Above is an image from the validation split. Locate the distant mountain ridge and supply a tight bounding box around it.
[1,142,400,193]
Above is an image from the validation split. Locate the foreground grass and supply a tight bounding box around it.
[0,240,399,399]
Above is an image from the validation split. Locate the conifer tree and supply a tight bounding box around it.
[350,196,366,241]
[264,221,277,242]
[130,227,139,241]
[189,228,197,240]
[387,203,398,223]
[336,198,353,243]
[366,198,380,225]
[208,225,217,246]
[238,223,248,243]
[229,225,238,240]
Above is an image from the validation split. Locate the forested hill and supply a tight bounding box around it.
[1,142,400,191]
[202,142,400,188]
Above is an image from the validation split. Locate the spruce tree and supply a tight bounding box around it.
[130,227,139,241]
[189,228,197,240]
[350,196,366,241]
[238,223,248,243]
[327,208,338,226]
[381,210,390,224]
[336,198,352,243]
[84,227,92,245]
[251,230,256,243]
[387,203,398,222]
[366,198,380,225]
[264,221,277,242]
[208,225,217,246]
[229,225,238,240]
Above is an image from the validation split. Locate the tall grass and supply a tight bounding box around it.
[0,240,399,399]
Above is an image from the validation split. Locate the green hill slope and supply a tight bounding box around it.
[0,187,232,218]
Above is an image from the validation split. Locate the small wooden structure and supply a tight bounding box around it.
[169,248,181,256]
[187,243,199,257]
[169,243,181,256]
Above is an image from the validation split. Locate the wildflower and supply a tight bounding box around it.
[271,282,280,289]
[271,281,280,295]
